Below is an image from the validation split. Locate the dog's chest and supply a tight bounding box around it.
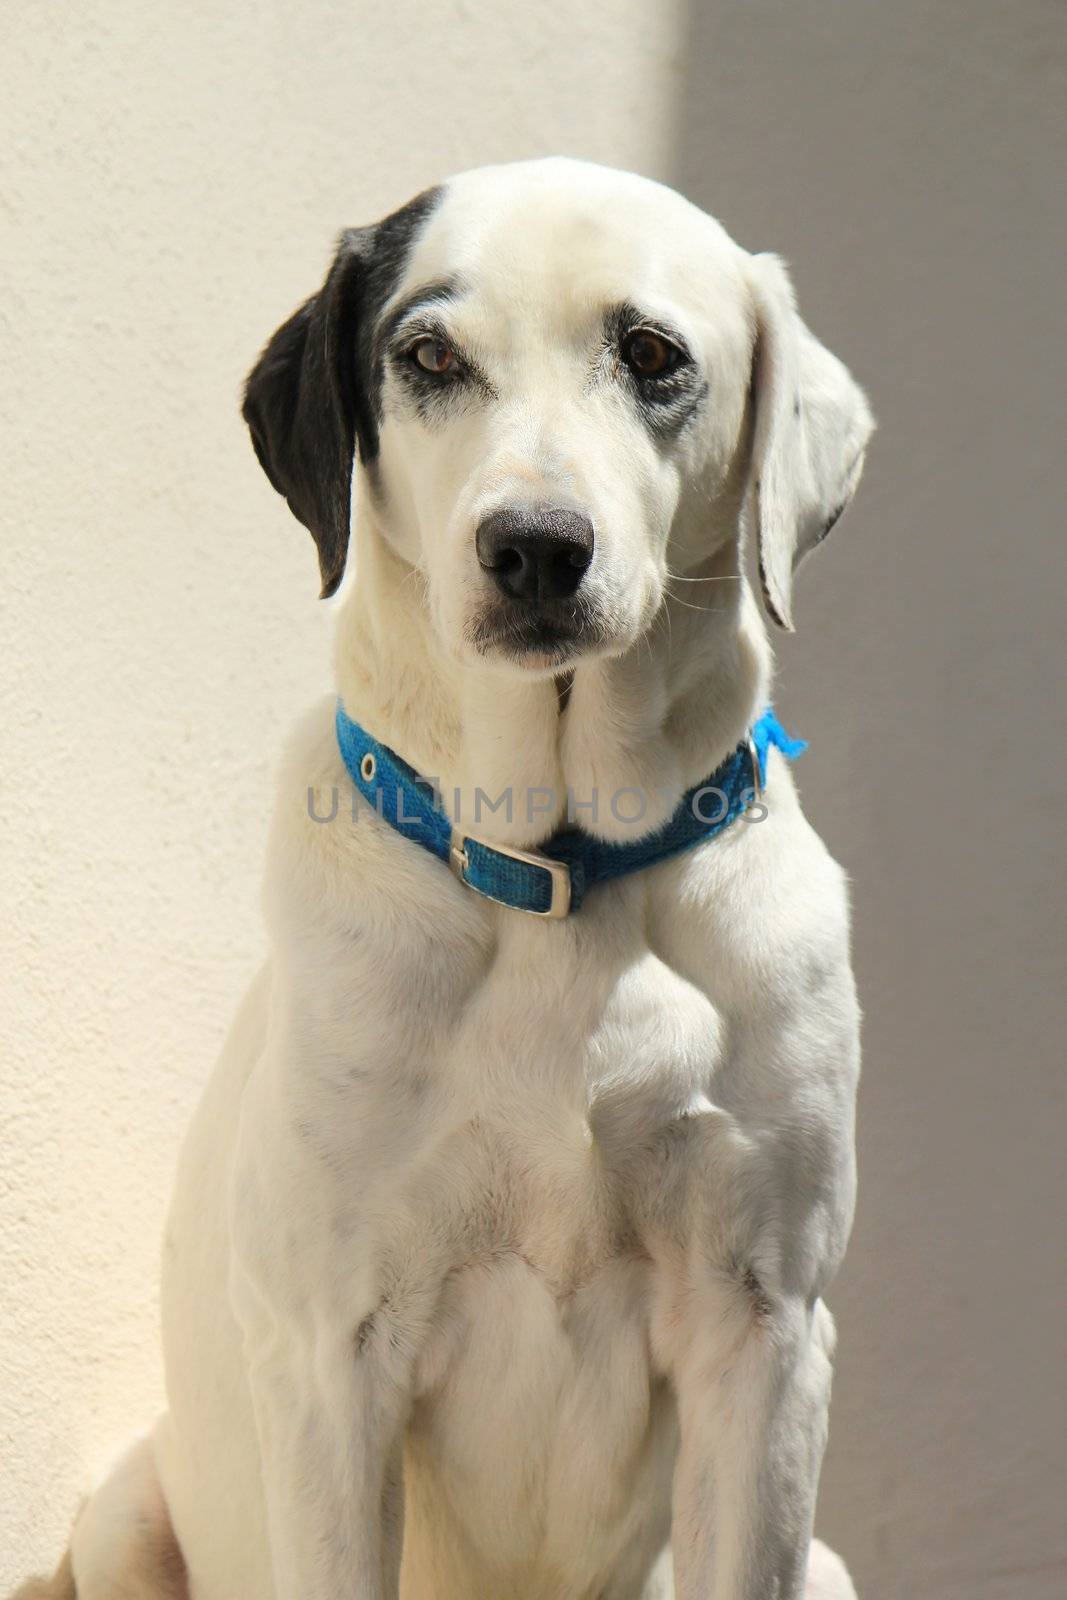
[413,935,723,1280]
[370,941,721,1580]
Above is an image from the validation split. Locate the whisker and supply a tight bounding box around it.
[664,587,730,615]
[664,570,743,584]
[664,594,674,651]
[397,564,425,597]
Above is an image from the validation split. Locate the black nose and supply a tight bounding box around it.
[476,505,594,602]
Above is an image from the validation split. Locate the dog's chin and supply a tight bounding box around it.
[464,601,614,675]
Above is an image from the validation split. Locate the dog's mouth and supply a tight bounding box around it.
[465,598,608,669]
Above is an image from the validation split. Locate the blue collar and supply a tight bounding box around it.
[335,702,805,918]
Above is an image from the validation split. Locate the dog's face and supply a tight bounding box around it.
[364,164,753,671]
[244,159,872,667]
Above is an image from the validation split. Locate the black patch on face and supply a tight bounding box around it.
[241,186,443,597]
[376,278,461,351]
[377,280,497,429]
[601,301,707,441]
[740,1264,773,1324]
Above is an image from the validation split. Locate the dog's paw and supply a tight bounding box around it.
[806,1538,858,1600]
[5,1549,75,1600]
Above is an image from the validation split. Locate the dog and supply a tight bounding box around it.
[14,157,873,1600]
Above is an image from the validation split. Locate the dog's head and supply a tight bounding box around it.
[244,159,872,669]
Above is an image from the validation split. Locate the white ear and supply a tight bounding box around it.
[747,253,874,631]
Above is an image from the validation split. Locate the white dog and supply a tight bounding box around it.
[16,158,873,1600]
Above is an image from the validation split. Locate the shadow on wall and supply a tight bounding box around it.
[668,4,1067,1599]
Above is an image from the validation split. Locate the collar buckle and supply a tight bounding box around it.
[450,828,572,919]
[748,735,764,796]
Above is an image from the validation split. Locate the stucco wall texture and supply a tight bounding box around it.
[2,3,1064,1597]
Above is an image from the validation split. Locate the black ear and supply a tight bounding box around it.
[242,188,443,598]
[242,232,369,598]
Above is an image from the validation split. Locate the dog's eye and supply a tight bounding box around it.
[622,330,680,378]
[410,337,457,376]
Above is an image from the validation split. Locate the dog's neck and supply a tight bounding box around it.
[334,510,772,849]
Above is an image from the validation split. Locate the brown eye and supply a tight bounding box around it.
[623,330,677,377]
[411,337,456,375]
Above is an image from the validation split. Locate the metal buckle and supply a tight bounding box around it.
[748,735,764,797]
[449,827,572,919]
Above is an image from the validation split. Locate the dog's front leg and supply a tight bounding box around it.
[228,1114,413,1599]
[240,1320,408,1599]
[671,1292,835,1600]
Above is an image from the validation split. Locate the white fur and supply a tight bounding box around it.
[53,160,873,1600]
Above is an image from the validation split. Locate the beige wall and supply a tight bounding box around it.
[2,3,1063,1596]
[670,6,1067,1598]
